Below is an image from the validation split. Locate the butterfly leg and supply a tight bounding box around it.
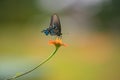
[56,35,62,39]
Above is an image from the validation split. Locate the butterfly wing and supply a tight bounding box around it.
[49,14,62,36]
[42,14,62,37]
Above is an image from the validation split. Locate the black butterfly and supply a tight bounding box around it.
[42,14,62,37]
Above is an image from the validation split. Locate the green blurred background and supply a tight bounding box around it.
[0,0,120,80]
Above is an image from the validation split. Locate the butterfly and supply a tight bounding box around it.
[42,14,62,37]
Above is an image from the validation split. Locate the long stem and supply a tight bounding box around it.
[7,47,59,80]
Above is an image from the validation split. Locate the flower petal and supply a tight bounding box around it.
[48,38,67,47]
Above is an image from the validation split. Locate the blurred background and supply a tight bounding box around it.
[0,0,120,80]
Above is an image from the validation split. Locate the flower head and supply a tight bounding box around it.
[49,38,67,48]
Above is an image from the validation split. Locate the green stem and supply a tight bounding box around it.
[7,47,59,80]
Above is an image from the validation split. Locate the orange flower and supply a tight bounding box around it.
[49,38,67,48]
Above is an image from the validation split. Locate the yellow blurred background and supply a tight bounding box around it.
[0,0,120,80]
